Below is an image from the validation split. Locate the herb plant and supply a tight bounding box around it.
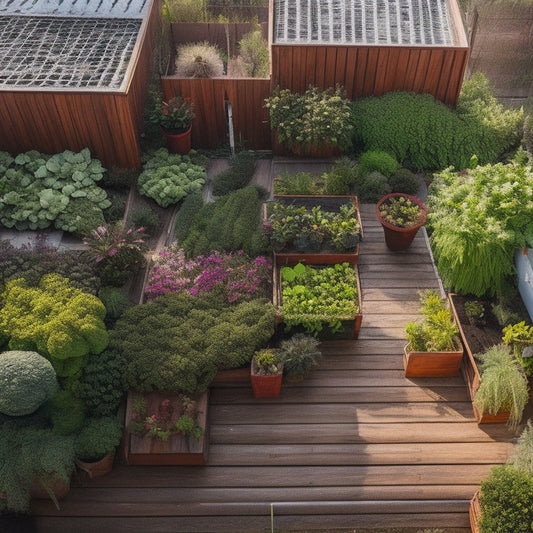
[280,262,359,336]
[378,195,424,228]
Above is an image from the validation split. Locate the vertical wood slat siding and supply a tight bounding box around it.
[160,77,271,149]
[0,0,159,169]
[271,44,469,107]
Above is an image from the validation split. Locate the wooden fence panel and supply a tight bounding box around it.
[161,77,271,149]
[271,44,469,107]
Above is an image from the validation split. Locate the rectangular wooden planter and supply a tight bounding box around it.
[273,261,362,340]
[403,344,464,378]
[448,293,511,425]
[469,491,481,533]
[265,195,363,266]
[124,390,209,466]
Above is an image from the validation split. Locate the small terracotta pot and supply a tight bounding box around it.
[75,452,115,479]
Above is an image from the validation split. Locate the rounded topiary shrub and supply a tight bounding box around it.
[0,351,58,416]
[388,168,420,195]
[175,41,224,78]
[357,150,399,178]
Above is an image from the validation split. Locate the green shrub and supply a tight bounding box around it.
[0,351,58,416]
[211,151,256,196]
[0,148,111,233]
[103,189,127,223]
[98,287,134,327]
[351,76,523,170]
[0,274,108,379]
[324,157,358,195]
[75,348,128,417]
[357,171,391,203]
[279,333,322,381]
[181,186,270,257]
[428,163,533,297]
[508,420,533,476]
[128,205,160,235]
[388,168,420,195]
[238,29,269,78]
[0,239,99,294]
[273,171,326,195]
[174,191,204,243]
[74,416,123,462]
[48,389,85,436]
[0,422,75,513]
[138,148,207,207]
[111,292,276,395]
[479,465,533,533]
[357,150,399,178]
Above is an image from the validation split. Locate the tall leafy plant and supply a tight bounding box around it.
[428,162,533,297]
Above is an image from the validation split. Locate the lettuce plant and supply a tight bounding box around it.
[137,148,207,207]
[0,148,110,233]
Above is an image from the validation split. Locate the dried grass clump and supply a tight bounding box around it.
[175,42,224,78]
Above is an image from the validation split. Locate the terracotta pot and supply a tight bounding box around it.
[30,474,71,502]
[250,360,283,398]
[162,125,192,154]
[376,193,427,251]
[76,452,115,479]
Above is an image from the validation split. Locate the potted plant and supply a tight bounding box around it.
[250,349,284,398]
[150,95,194,154]
[470,421,533,532]
[278,333,322,382]
[403,290,463,377]
[264,85,353,157]
[473,344,529,428]
[275,262,362,340]
[74,416,123,479]
[376,193,427,251]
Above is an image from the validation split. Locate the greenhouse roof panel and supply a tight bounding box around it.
[274,0,454,46]
[0,0,150,18]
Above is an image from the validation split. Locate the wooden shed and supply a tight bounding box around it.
[0,0,159,169]
[271,0,469,107]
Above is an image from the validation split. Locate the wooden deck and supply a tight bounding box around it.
[29,201,518,532]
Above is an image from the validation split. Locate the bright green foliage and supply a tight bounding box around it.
[0,148,110,233]
[404,290,459,352]
[111,292,276,394]
[357,150,400,178]
[324,157,358,195]
[211,151,256,196]
[137,148,207,207]
[0,422,75,513]
[479,465,533,533]
[174,191,204,243]
[0,274,108,378]
[0,351,58,416]
[508,420,533,476]
[75,348,128,417]
[74,416,123,462]
[352,75,523,170]
[238,29,269,78]
[273,171,327,195]
[180,186,270,257]
[428,162,533,297]
[502,321,533,376]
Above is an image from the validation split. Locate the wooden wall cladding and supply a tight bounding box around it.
[161,77,271,150]
[270,44,469,107]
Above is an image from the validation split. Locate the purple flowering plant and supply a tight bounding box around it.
[145,243,272,303]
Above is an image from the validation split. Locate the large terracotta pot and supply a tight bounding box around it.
[250,360,283,398]
[376,193,427,251]
[75,453,115,479]
[162,125,192,154]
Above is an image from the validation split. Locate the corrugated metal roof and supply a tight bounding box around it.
[0,0,150,19]
[274,0,454,46]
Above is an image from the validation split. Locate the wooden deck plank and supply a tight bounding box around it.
[26,192,515,532]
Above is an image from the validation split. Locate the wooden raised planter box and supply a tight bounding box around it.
[273,261,363,340]
[124,390,209,466]
[265,195,363,266]
[469,490,481,533]
[448,293,511,424]
[403,343,464,378]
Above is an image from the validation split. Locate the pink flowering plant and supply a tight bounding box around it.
[83,222,147,286]
[145,243,272,303]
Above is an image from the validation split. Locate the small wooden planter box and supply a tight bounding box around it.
[124,390,209,466]
[448,293,511,425]
[403,344,464,378]
[273,261,362,340]
[265,195,363,266]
